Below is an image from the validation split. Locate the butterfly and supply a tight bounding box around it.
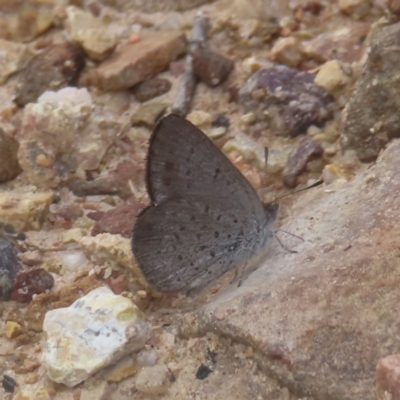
[131,114,278,294]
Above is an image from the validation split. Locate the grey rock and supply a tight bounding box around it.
[283,136,323,188]
[239,65,334,137]
[131,78,172,103]
[342,22,400,162]
[0,129,21,183]
[14,43,85,107]
[0,238,21,301]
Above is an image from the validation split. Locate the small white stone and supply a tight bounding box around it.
[136,348,158,367]
[57,250,88,271]
[42,286,150,387]
[38,87,93,106]
[135,365,171,395]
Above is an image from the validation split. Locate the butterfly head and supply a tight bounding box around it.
[263,201,279,222]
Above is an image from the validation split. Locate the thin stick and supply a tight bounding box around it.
[172,14,209,116]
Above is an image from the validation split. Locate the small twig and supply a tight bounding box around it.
[172,14,209,116]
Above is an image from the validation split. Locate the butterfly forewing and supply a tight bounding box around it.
[146,114,263,214]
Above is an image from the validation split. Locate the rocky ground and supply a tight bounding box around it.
[1,0,400,399]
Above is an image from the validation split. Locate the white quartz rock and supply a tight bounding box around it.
[42,286,150,387]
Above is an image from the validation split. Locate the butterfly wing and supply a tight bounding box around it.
[145,114,263,214]
[133,198,272,293]
[132,114,275,293]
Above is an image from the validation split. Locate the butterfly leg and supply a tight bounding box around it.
[273,232,298,254]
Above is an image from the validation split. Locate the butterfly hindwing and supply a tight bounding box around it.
[133,198,268,293]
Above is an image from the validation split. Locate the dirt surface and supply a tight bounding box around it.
[1,1,400,399]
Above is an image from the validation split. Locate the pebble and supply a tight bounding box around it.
[0,238,21,301]
[96,31,187,90]
[303,23,370,64]
[283,136,323,187]
[0,39,28,84]
[103,356,137,383]
[4,321,22,338]
[0,129,21,183]
[14,43,85,107]
[107,274,129,295]
[314,60,351,94]
[65,6,117,61]
[2,374,16,393]
[186,110,212,127]
[135,365,171,395]
[131,78,172,102]
[322,163,350,184]
[0,1,54,42]
[0,191,54,232]
[18,87,123,188]
[192,46,234,87]
[69,160,144,200]
[240,112,256,125]
[239,65,334,137]
[271,37,305,68]
[131,103,168,128]
[10,268,54,303]
[42,286,150,387]
[57,250,88,272]
[212,113,230,127]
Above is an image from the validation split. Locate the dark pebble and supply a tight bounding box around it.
[92,198,145,238]
[68,160,145,200]
[0,129,21,183]
[196,364,213,380]
[192,46,234,87]
[0,238,21,301]
[131,78,172,102]
[2,375,16,393]
[15,42,85,107]
[212,113,230,127]
[10,268,54,303]
[239,65,334,137]
[283,136,323,188]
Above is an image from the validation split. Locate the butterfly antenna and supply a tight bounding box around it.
[275,229,304,242]
[275,179,323,202]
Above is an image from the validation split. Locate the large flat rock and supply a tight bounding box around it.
[186,139,400,399]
